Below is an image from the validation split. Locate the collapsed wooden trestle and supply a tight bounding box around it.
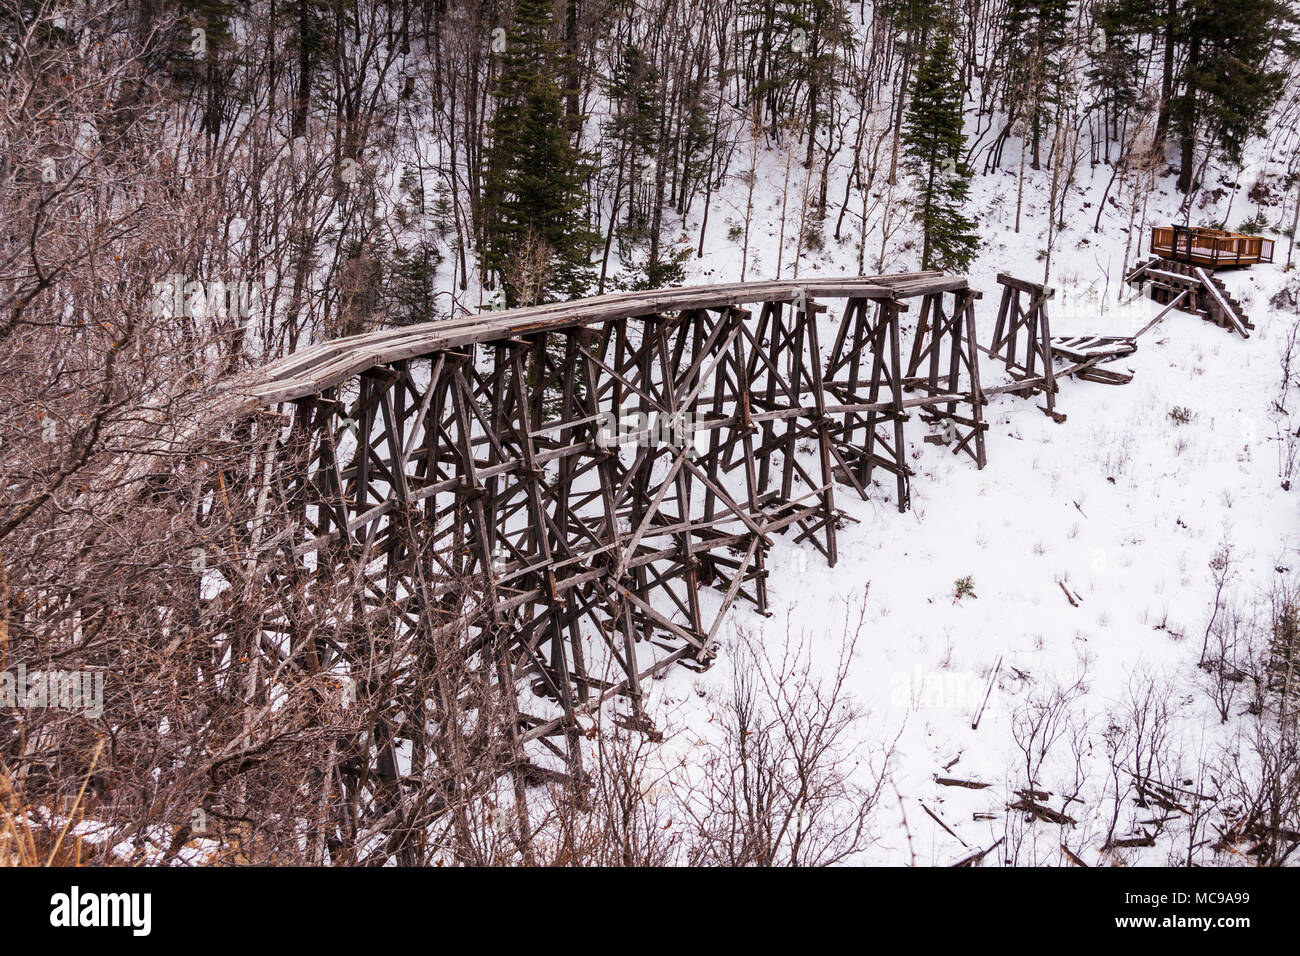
[206,273,986,772]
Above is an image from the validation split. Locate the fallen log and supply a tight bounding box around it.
[1075,366,1134,385]
[1015,788,1053,801]
[921,800,969,848]
[952,837,1005,868]
[1104,833,1156,849]
[1060,844,1089,867]
[1009,797,1076,826]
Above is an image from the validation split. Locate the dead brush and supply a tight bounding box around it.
[0,740,108,866]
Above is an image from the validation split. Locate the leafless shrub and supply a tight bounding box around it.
[1166,736,1217,867]
[1000,664,1089,866]
[526,720,684,867]
[680,602,892,866]
[1054,715,1098,865]
[1274,316,1300,490]
[1202,603,1254,724]
[1200,541,1236,666]
[1010,666,1088,796]
[1212,574,1300,864]
[1121,670,1173,812]
[501,230,555,309]
[1216,716,1300,865]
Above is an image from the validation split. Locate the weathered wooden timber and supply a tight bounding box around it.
[196,273,987,773]
[982,275,1144,417]
[984,273,1062,416]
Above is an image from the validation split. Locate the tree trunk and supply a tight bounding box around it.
[1154,0,1177,146]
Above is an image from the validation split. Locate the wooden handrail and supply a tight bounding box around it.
[1149,226,1272,266]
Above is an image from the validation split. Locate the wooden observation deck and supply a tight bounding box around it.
[1150,226,1274,268]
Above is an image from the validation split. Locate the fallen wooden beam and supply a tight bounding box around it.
[1134,288,1191,338]
[952,837,1005,867]
[1075,366,1133,385]
[921,800,969,848]
[1104,833,1156,849]
[1061,844,1089,867]
[1193,267,1250,338]
[971,655,1002,730]
[1008,798,1077,826]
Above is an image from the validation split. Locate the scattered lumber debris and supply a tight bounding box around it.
[1050,335,1137,365]
[1074,366,1134,385]
[1135,784,1188,815]
[1052,335,1137,383]
[1213,817,1300,858]
[1138,815,1178,828]
[935,776,993,790]
[1127,771,1210,814]
[1015,787,1053,802]
[1104,832,1156,849]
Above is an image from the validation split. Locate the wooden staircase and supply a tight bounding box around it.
[1125,257,1254,338]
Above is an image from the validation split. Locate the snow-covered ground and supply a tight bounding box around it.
[583,135,1300,865]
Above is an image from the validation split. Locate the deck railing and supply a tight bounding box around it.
[1150,226,1274,267]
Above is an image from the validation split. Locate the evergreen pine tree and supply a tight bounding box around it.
[998,0,1070,168]
[903,30,979,271]
[1171,0,1299,193]
[483,0,596,305]
[279,0,338,139]
[1087,0,1155,130]
[385,169,447,326]
[741,0,854,143]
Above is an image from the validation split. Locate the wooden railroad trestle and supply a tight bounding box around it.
[207,273,988,770]
[981,273,1148,417]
